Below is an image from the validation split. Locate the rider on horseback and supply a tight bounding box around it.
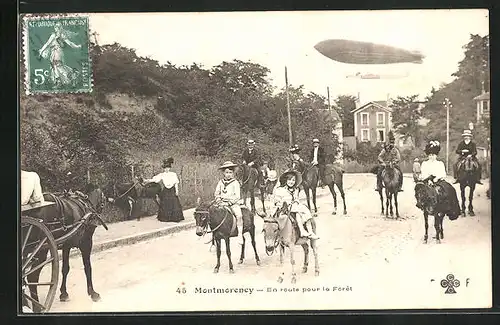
[242,139,263,186]
[453,129,483,185]
[309,138,327,187]
[214,161,243,243]
[417,140,460,218]
[271,169,319,240]
[289,144,305,171]
[375,132,403,192]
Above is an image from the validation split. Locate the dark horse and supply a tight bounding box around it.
[292,160,347,215]
[457,156,478,217]
[375,161,402,219]
[194,198,260,273]
[235,164,265,214]
[259,202,319,284]
[414,176,461,243]
[106,178,162,220]
[24,184,108,312]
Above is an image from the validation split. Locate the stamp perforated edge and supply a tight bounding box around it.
[21,13,94,96]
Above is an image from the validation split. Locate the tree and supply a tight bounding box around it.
[452,34,489,93]
[389,94,423,147]
[334,95,357,137]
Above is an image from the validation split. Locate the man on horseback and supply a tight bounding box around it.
[214,161,243,243]
[309,138,327,187]
[271,169,319,239]
[242,139,263,186]
[375,132,403,192]
[453,129,483,185]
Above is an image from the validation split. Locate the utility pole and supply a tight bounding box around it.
[327,86,331,110]
[285,66,293,147]
[443,98,452,174]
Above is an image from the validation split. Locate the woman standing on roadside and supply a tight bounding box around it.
[144,157,184,222]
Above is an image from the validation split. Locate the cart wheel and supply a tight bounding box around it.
[21,216,59,313]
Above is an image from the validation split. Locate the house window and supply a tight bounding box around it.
[482,100,490,114]
[376,112,385,126]
[361,128,370,142]
[377,128,386,142]
[361,113,369,126]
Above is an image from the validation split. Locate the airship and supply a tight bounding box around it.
[314,39,425,65]
[345,71,410,79]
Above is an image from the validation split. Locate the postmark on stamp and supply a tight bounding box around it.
[22,14,92,95]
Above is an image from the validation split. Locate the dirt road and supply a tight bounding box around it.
[43,174,491,312]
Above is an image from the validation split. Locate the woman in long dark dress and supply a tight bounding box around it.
[144,158,184,222]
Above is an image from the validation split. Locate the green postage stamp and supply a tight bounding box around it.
[22,14,92,94]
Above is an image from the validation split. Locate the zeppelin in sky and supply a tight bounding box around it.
[314,39,425,64]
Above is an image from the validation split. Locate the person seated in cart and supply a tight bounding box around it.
[21,170,45,207]
[20,169,47,314]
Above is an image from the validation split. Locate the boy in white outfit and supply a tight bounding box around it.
[214,161,243,242]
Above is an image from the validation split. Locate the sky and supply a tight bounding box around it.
[89,9,489,104]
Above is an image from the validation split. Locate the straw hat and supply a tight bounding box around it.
[312,138,320,143]
[267,170,278,181]
[462,129,473,138]
[279,169,302,187]
[219,161,238,170]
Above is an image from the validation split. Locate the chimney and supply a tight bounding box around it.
[355,92,361,109]
[481,80,485,94]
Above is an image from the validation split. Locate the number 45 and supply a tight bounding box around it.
[33,69,49,85]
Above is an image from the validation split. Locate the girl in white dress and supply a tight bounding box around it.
[271,170,319,239]
[144,158,184,222]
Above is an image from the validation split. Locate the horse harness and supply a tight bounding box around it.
[196,201,238,242]
[38,191,104,241]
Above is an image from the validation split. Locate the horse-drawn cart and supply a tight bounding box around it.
[21,202,59,313]
[21,200,96,313]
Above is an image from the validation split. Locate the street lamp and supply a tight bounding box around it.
[443,98,452,174]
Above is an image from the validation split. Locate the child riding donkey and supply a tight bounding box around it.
[214,161,244,244]
[375,132,403,192]
[270,169,319,240]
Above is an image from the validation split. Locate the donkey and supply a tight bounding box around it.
[259,202,319,284]
[194,198,260,273]
[106,178,162,220]
[414,176,461,243]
